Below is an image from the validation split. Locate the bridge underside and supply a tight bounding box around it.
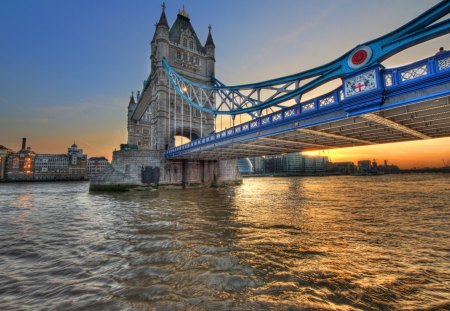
[169,94,450,160]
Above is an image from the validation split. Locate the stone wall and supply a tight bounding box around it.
[90,149,241,191]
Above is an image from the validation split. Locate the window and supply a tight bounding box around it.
[189,55,193,63]
[183,53,187,60]
[183,38,187,47]
[189,40,194,50]
[177,51,181,59]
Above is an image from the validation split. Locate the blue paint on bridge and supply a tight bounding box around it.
[159,1,450,160]
[162,1,450,116]
[166,52,450,159]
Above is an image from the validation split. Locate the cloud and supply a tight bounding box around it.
[32,117,49,125]
[110,97,128,109]
[42,101,96,114]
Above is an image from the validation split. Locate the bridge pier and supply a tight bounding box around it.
[89,150,241,191]
[181,159,187,189]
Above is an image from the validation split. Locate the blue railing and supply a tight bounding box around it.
[166,51,450,157]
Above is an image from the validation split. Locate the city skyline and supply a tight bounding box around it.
[1,0,449,168]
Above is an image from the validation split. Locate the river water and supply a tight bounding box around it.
[0,174,449,310]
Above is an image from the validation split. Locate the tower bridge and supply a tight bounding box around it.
[90,1,450,190]
[166,52,450,160]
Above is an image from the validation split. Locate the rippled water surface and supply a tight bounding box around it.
[1,174,449,310]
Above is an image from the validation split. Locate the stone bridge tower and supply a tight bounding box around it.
[90,4,241,190]
[128,4,215,151]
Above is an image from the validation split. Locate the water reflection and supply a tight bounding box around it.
[0,175,449,310]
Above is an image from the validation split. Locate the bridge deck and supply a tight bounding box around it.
[166,53,450,160]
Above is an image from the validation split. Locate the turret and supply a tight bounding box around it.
[127,92,136,117]
[151,2,170,70]
[205,24,215,77]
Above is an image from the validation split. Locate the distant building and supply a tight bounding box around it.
[283,152,304,173]
[282,153,328,174]
[67,143,88,180]
[265,155,284,173]
[377,160,400,174]
[250,156,265,174]
[329,161,356,175]
[34,154,69,181]
[6,138,36,181]
[87,157,109,179]
[4,139,88,181]
[0,145,12,181]
[357,160,372,175]
[236,158,253,175]
[249,153,329,175]
[303,155,328,174]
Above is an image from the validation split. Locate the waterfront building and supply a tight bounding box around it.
[378,160,400,174]
[0,145,12,181]
[249,153,330,175]
[87,157,109,179]
[237,158,254,175]
[67,143,88,180]
[303,155,328,174]
[281,152,329,174]
[34,154,69,181]
[6,138,36,181]
[250,157,266,174]
[282,152,304,173]
[5,140,88,181]
[329,162,356,175]
[357,160,372,174]
[265,155,284,173]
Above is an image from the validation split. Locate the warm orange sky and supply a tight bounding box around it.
[0,0,449,169]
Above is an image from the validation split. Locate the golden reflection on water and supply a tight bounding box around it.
[0,176,449,310]
[229,176,450,309]
[6,192,41,241]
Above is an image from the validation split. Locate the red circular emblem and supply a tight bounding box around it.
[347,46,372,69]
[351,50,368,65]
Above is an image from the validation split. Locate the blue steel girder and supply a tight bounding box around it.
[162,0,450,116]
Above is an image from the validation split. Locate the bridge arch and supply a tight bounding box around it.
[172,126,202,147]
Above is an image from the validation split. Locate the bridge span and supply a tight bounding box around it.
[166,52,450,160]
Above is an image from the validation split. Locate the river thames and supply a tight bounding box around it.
[0,174,449,310]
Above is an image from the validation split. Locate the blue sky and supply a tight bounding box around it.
[0,0,448,167]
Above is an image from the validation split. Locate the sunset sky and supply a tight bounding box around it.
[0,0,448,168]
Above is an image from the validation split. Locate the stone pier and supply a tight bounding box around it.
[89,150,241,191]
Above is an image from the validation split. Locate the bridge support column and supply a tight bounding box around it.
[89,149,242,191]
[201,160,205,184]
[182,159,188,189]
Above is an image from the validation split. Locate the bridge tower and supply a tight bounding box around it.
[90,4,241,190]
[127,4,215,151]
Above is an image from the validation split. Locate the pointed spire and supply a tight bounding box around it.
[205,24,215,47]
[129,91,136,105]
[157,2,169,28]
[178,4,189,18]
